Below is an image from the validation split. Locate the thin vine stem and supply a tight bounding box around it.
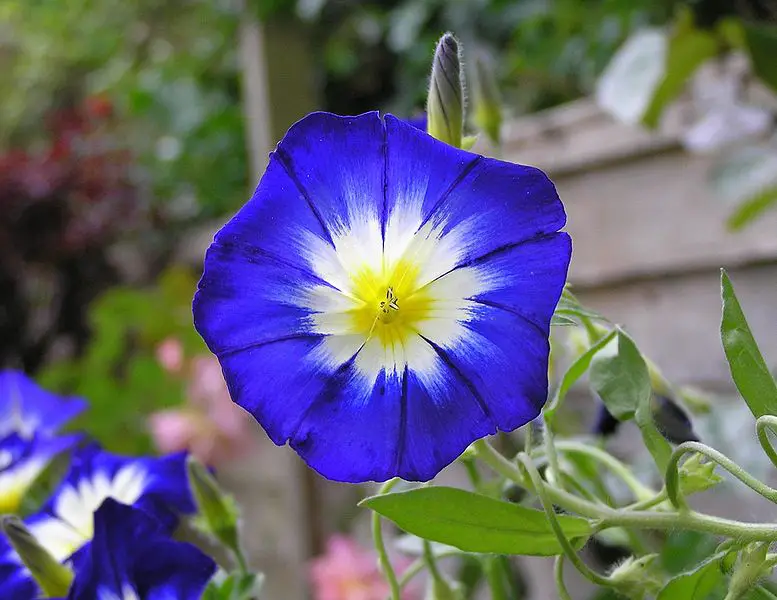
[536,439,656,502]
[554,557,574,600]
[397,550,460,589]
[517,453,613,587]
[665,441,777,509]
[372,478,401,600]
[756,416,777,470]
[474,439,777,542]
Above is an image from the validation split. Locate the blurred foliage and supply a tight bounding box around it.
[0,0,248,218]
[38,267,206,455]
[595,2,777,228]
[291,0,682,119]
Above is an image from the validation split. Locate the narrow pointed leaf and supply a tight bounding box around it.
[545,328,617,421]
[721,270,777,418]
[361,487,591,556]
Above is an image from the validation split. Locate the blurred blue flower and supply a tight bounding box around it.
[194,111,570,483]
[0,370,86,438]
[0,432,80,514]
[0,445,194,597]
[66,498,215,600]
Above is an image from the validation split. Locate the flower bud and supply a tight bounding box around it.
[652,395,699,445]
[471,55,502,145]
[727,542,771,599]
[2,516,73,597]
[679,452,722,496]
[608,554,662,599]
[427,33,465,148]
[186,456,240,552]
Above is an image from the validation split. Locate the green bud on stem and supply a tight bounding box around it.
[427,33,465,149]
[186,457,241,560]
[2,516,73,598]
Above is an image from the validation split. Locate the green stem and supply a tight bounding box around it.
[474,439,777,542]
[483,556,509,600]
[665,442,777,509]
[626,489,668,511]
[756,416,777,470]
[397,550,460,589]
[554,557,574,600]
[545,440,656,502]
[233,544,249,575]
[542,413,563,490]
[372,479,402,600]
[518,453,612,586]
[422,540,443,582]
[755,585,777,600]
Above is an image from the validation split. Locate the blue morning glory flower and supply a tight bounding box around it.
[66,498,216,600]
[0,370,86,438]
[194,111,571,483]
[0,445,194,597]
[0,432,80,514]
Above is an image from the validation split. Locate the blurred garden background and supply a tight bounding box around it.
[3,0,777,598]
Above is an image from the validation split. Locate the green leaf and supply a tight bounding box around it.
[642,19,719,128]
[589,329,651,421]
[743,23,777,94]
[657,554,725,600]
[360,487,591,556]
[545,329,617,422]
[727,186,777,231]
[721,270,777,419]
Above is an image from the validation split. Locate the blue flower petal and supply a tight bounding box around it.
[0,371,87,438]
[195,111,571,482]
[0,533,37,599]
[384,115,566,263]
[67,499,215,600]
[0,432,81,514]
[26,445,194,564]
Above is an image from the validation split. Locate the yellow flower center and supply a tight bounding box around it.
[348,257,433,348]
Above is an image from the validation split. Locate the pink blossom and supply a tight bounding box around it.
[155,338,184,374]
[149,351,257,465]
[309,535,418,600]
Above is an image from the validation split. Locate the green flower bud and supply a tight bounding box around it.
[727,542,770,599]
[471,55,502,145]
[679,453,722,496]
[2,516,73,598]
[186,456,240,553]
[608,554,663,599]
[427,33,464,149]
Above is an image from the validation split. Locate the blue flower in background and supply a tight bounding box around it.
[0,432,80,514]
[0,370,86,438]
[66,499,216,600]
[0,445,194,597]
[194,111,571,483]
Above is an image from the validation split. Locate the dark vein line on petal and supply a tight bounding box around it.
[288,346,365,443]
[417,155,482,233]
[419,335,496,427]
[393,365,409,476]
[381,116,389,248]
[468,298,547,337]
[274,148,336,247]
[210,240,343,293]
[416,232,559,293]
[217,333,324,359]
